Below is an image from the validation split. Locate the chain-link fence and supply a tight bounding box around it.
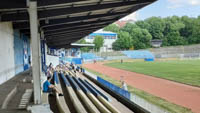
[148,44,200,59]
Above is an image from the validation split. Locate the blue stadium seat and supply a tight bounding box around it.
[53,71,59,84]
[60,73,71,87]
[65,75,80,90]
[122,50,154,59]
[81,53,103,61]
[84,80,110,101]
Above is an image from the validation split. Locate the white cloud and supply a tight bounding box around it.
[167,0,200,8]
[189,0,200,5]
[120,12,138,21]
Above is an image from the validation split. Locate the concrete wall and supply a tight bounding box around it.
[46,55,59,68]
[45,44,59,68]
[148,44,200,59]
[0,22,31,85]
[14,31,31,74]
[14,30,24,74]
[0,22,15,84]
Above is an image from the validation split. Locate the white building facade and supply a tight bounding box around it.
[85,30,117,52]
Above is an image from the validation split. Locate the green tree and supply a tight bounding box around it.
[76,39,92,52]
[121,22,139,33]
[76,38,86,43]
[163,16,186,46]
[187,17,200,44]
[166,31,186,46]
[180,16,195,42]
[135,20,150,30]
[130,28,152,49]
[145,17,165,40]
[105,16,200,50]
[112,31,133,50]
[104,24,120,33]
[93,35,104,52]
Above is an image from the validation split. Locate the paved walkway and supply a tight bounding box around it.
[0,70,32,113]
[84,62,200,113]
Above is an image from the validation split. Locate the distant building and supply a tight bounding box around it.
[115,21,128,28]
[151,39,163,48]
[85,29,117,52]
[114,20,135,28]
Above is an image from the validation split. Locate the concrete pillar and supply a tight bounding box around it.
[28,1,41,104]
[38,33,42,77]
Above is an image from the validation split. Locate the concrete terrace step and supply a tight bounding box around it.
[18,89,33,109]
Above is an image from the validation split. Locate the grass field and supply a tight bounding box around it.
[85,68,192,113]
[105,59,200,87]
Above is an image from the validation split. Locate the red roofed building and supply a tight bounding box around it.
[114,20,135,28]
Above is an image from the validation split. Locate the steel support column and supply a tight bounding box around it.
[28,1,41,104]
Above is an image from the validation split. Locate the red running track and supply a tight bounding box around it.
[83,62,200,113]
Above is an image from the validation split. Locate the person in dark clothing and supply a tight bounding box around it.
[121,59,123,64]
[28,56,31,65]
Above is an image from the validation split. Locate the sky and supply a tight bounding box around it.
[121,0,200,21]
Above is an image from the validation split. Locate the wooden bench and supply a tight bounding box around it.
[55,75,71,113]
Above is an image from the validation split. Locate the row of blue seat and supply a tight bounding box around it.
[53,71,59,84]
[58,72,109,101]
[122,50,154,59]
[81,53,103,61]
[60,73,71,87]
[66,75,81,90]
[84,80,110,101]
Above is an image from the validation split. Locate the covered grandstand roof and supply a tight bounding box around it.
[71,43,95,48]
[0,0,157,48]
[94,29,116,34]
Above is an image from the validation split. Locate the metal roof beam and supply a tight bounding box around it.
[47,36,84,46]
[46,30,95,42]
[20,3,148,34]
[44,24,107,36]
[20,22,108,35]
[0,0,27,10]
[45,25,104,36]
[46,30,93,40]
[38,0,89,7]
[13,11,127,29]
[0,0,88,10]
[45,29,101,40]
[42,18,117,31]
[1,0,153,22]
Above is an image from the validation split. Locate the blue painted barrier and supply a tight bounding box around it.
[84,80,109,101]
[60,73,71,87]
[144,58,154,61]
[74,78,90,93]
[53,71,59,84]
[97,77,130,100]
[60,57,82,65]
[66,75,80,90]
[79,79,99,97]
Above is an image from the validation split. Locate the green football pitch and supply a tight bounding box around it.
[105,59,200,87]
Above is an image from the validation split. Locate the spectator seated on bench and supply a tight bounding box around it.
[43,76,63,96]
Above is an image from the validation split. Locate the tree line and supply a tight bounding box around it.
[104,16,200,50]
[76,35,104,52]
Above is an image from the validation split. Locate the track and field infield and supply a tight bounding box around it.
[83,60,200,113]
[105,60,200,87]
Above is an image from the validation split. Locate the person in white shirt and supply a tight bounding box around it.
[121,81,128,91]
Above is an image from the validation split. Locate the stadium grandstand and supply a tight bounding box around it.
[0,0,157,113]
